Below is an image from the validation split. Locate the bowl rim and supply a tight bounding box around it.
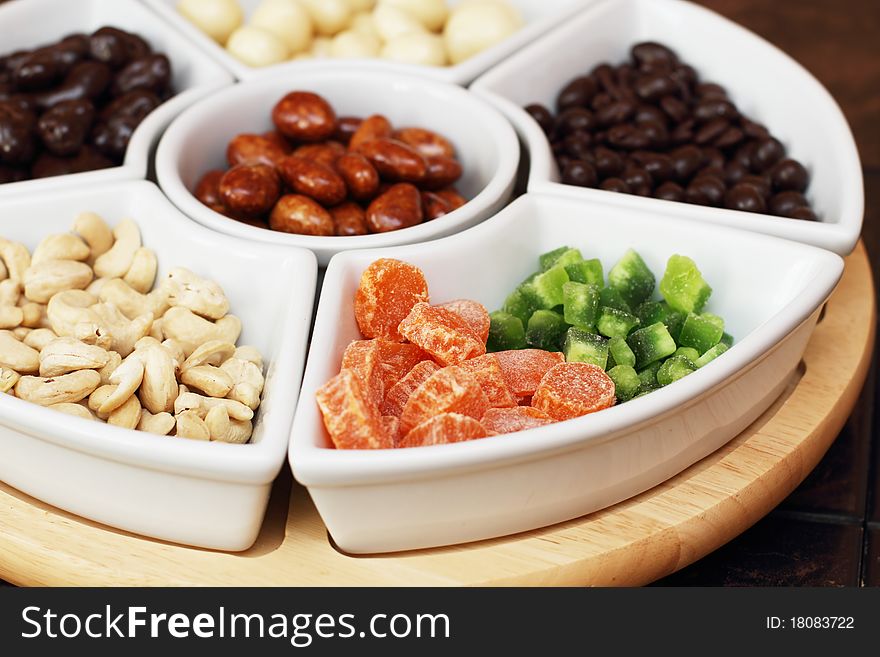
[0,0,235,200]
[0,180,317,485]
[469,0,865,256]
[289,191,844,487]
[142,0,597,84]
[155,65,520,255]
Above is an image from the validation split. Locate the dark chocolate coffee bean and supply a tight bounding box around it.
[694,99,738,123]
[525,103,554,135]
[634,72,677,101]
[696,83,728,99]
[741,119,770,140]
[633,104,667,126]
[724,160,748,185]
[660,96,688,124]
[635,152,673,183]
[556,107,595,135]
[600,177,630,193]
[631,42,678,70]
[562,131,593,160]
[769,158,808,192]
[769,190,808,217]
[595,100,634,126]
[0,164,27,183]
[0,101,36,164]
[593,146,624,178]
[92,113,140,160]
[789,206,817,221]
[89,27,130,69]
[670,118,695,145]
[724,183,766,213]
[99,89,160,121]
[713,126,744,149]
[556,75,598,111]
[35,60,111,109]
[751,137,784,172]
[739,174,772,199]
[686,175,725,206]
[640,119,668,149]
[561,160,598,187]
[694,118,729,145]
[607,123,650,150]
[622,164,651,192]
[12,50,61,91]
[670,144,702,181]
[591,92,613,111]
[110,54,171,97]
[731,141,757,169]
[37,98,94,156]
[702,147,725,170]
[655,181,684,202]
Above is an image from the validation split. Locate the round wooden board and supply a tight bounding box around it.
[0,243,874,587]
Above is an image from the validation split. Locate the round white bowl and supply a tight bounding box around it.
[0,180,317,552]
[0,0,233,199]
[143,0,594,85]
[471,0,864,256]
[155,66,519,265]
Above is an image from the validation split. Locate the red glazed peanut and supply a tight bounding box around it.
[331,202,368,236]
[349,114,392,150]
[271,91,337,142]
[356,138,427,182]
[278,155,347,206]
[194,169,226,214]
[218,163,280,216]
[269,194,334,235]
[226,133,288,168]
[393,127,455,159]
[423,155,462,189]
[293,141,344,168]
[336,152,380,200]
[366,183,423,233]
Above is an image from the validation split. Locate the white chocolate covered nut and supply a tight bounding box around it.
[373,3,426,41]
[226,25,290,67]
[444,1,522,65]
[300,0,352,35]
[330,29,381,58]
[249,0,314,54]
[177,0,244,44]
[344,0,376,11]
[379,0,447,32]
[381,31,446,65]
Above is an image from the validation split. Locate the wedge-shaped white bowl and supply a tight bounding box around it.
[144,0,593,85]
[156,67,518,266]
[470,0,863,256]
[0,0,233,198]
[0,180,316,551]
[290,193,843,554]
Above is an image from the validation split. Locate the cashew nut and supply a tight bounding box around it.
[175,410,210,441]
[161,338,185,367]
[11,326,30,340]
[0,239,31,284]
[0,280,21,307]
[0,367,20,393]
[137,341,179,414]
[232,345,263,369]
[98,278,168,320]
[97,350,122,385]
[49,402,95,421]
[107,394,142,430]
[180,365,233,398]
[100,353,144,414]
[73,212,114,264]
[181,340,236,372]
[174,391,253,421]
[0,306,23,329]
[19,302,44,328]
[123,248,158,294]
[0,258,7,281]
[23,328,58,352]
[162,307,241,357]
[137,410,175,436]
[205,405,252,444]
[0,331,40,372]
[88,385,116,420]
[39,337,110,377]
[86,277,109,296]
[93,219,140,279]
[90,302,153,357]
[161,267,230,320]
[31,233,90,265]
[47,289,98,336]
[149,317,164,341]
[14,369,101,406]
[220,357,265,410]
[23,259,93,303]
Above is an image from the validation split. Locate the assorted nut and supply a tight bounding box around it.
[525,41,818,220]
[177,0,523,68]
[0,212,265,444]
[193,89,468,236]
[0,27,173,184]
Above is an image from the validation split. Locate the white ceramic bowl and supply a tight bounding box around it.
[0,0,233,199]
[144,0,593,85]
[289,192,843,554]
[0,180,316,551]
[156,67,519,266]
[470,0,864,256]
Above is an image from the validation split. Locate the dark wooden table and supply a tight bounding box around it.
[653,0,880,586]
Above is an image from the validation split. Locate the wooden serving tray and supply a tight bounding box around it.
[0,243,874,587]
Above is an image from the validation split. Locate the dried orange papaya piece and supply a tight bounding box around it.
[398,302,486,366]
[457,353,516,409]
[376,340,429,392]
[340,339,384,405]
[315,369,391,450]
[381,359,441,417]
[382,415,401,447]
[437,299,490,344]
[400,412,488,448]
[354,258,429,341]
[399,365,490,435]
[481,406,555,435]
[532,362,616,421]
[495,349,565,398]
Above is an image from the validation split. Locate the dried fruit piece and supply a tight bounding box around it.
[376,340,428,392]
[340,339,384,405]
[315,369,391,450]
[398,302,485,366]
[381,359,440,417]
[437,298,491,344]
[457,353,516,409]
[354,258,429,341]
[382,415,401,447]
[532,362,616,421]
[400,412,487,448]
[494,349,564,398]
[399,365,490,434]
[481,406,555,435]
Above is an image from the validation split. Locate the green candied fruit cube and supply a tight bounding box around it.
[539,246,581,271]
[608,336,636,369]
[565,258,604,287]
[674,346,700,363]
[597,306,640,339]
[526,310,568,351]
[608,249,656,308]
[487,311,526,352]
[660,254,712,315]
[720,332,735,348]
[502,288,538,326]
[563,327,609,369]
[663,308,685,343]
[522,264,569,310]
[599,286,632,314]
[638,360,662,388]
[607,365,640,402]
[627,322,677,369]
[635,300,665,326]
[695,342,729,368]
[657,354,697,386]
[678,312,724,354]
[562,281,600,331]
